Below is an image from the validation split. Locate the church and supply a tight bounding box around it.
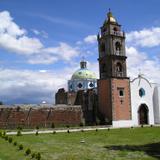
[56,10,160,127]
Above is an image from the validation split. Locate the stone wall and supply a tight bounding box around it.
[0,105,82,129]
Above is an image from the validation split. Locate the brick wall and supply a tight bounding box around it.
[0,105,82,129]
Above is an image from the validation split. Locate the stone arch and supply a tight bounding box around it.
[138,104,149,125]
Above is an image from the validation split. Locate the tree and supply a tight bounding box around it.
[0,101,3,105]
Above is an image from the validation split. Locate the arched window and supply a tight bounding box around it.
[115,41,121,55]
[116,62,122,72]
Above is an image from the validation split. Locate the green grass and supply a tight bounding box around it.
[0,127,160,160]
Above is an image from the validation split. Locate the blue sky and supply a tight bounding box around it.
[0,0,160,104]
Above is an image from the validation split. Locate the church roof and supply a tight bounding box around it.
[71,68,96,80]
[71,60,97,80]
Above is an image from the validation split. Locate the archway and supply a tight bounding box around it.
[138,104,149,125]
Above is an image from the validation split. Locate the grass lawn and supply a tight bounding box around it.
[0,127,160,160]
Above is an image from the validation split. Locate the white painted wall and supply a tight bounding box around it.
[130,76,154,126]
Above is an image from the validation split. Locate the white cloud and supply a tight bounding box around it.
[0,68,72,104]
[126,27,160,47]
[32,29,48,38]
[0,11,79,64]
[126,46,160,83]
[84,35,97,44]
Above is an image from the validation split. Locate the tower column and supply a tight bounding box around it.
[97,10,132,125]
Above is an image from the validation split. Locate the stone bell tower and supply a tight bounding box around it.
[97,10,131,124]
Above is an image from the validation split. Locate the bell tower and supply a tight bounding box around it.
[97,10,131,124]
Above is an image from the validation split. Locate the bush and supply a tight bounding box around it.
[53,131,56,134]
[31,153,36,158]
[8,137,13,143]
[35,131,39,136]
[0,131,2,137]
[108,128,110,131]
[36,152,41,160]
[25,148,31,155]
[67,130,70,133]
[17,130,22,136]
[19,144,23,150]
[95,129,98,132]
[13,141,17,146]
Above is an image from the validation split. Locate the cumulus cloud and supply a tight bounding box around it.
[0,68,71,104]
[126,27,160,47]
[84,35,97,44]
[126,46,160,83]
[0,11,79,64]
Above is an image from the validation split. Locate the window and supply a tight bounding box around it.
[115,41,121,55]
[118,88,124,97]
[89,82,94,88]
[139,88,145,97]
[116,62,122,72]
[77,83,83,88]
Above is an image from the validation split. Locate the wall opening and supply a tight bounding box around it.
[138,104,149,125]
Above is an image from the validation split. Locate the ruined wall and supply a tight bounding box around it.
[0,105,82,129]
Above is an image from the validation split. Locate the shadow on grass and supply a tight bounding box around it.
[104,142,160,159]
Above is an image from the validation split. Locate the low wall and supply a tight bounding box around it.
[0,104,83,129]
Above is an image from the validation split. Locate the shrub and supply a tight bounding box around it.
[19,144,23,150]
[53,131,56,134]
[35,131,39,136]
[36,152,41,160]
[0,131,2,137]
[8,137,13,143]
[17,130,22,136]
[31,153,36,158]
[25,148,31,155]
[13,141,17,146]
[67,130,70,133]
[51,122,55,128]
[81,129,84,132]
[95,129,98,132]
[141,125,144,128]
[108,128,110,131]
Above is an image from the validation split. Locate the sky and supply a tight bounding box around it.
[0,0,160,104]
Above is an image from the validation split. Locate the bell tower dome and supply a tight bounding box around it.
[97,10,131,124]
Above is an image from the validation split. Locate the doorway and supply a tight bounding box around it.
[138,104,149,125]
